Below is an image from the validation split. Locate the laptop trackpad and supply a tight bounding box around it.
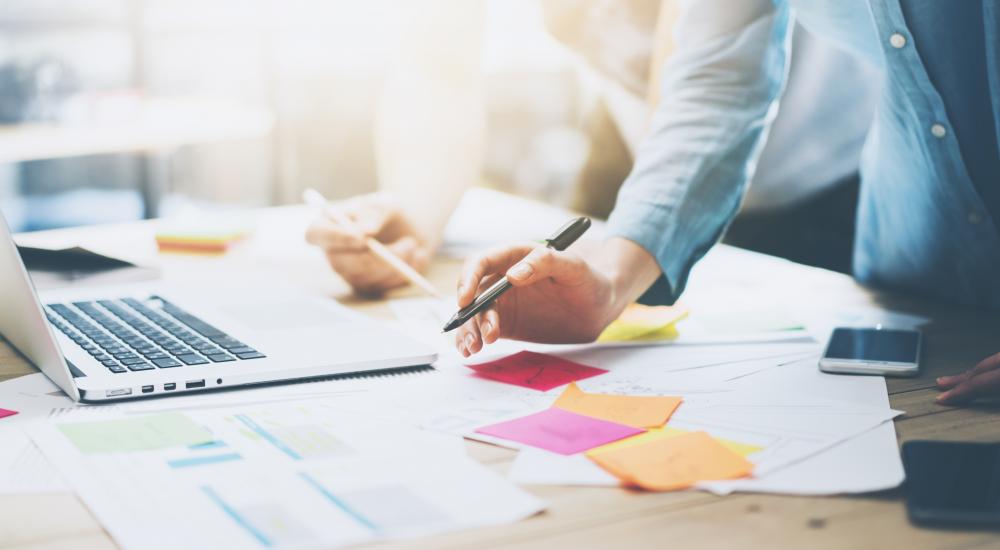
[220,299,351,332]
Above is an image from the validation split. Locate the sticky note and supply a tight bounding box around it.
[466,351,607,391]
[553,383,682,428]
[475,408,643,455]
[587,431,754,491]
[0,408,18,420]
[57,412,214,454]
[591,426,763,457]
[597,304,688,342]
[155,219,253,254]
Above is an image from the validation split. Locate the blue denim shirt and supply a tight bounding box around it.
[606,0,1000,309]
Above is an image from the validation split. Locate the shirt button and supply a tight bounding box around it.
[889,33,907,48]
[931,123,947,138]
[969,211,983,225]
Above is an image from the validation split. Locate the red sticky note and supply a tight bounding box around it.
[466,351,608,391]
[476,408,644,455]
[0,408,18,420]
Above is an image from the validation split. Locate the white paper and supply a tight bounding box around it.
[698,421,903,495]
[508,448,618,487]
[32,401,544,550]
[0,373,75,494]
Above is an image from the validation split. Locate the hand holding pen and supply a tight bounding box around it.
[447,217,636,357]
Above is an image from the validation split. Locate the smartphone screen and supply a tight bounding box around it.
[904,441,1000,526]
[824,328,920,363]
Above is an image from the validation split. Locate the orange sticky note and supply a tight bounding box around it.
[553,383,682,429]
[587,431,753,492]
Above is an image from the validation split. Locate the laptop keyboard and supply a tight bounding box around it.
[45,296,265,374]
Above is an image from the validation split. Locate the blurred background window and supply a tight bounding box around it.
[0,0,595,232]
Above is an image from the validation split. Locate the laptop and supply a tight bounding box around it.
[0,211,437,402]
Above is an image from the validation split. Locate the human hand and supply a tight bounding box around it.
[453,243,623,357]
[305,193,431,294]
[936,352,1000,405]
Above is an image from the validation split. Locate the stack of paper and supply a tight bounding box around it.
[30,401,543,550]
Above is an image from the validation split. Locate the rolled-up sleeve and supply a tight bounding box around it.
[606,0,794,305]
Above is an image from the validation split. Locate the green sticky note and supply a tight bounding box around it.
[57,412,213,454]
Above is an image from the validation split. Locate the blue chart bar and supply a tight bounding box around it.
[234,414,302,460]
[168,453,243,469]
[201,486,272,548]
[188,440,228,450]
[299,473,378,533]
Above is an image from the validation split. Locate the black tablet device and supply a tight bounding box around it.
[903,440,1000,527]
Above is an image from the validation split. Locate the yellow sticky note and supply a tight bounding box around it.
[592,425,764,457]
[553,383,682,429]
[597,304,689,343]
[587,431,753,492]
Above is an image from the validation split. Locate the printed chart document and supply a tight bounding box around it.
[32,400,543,550]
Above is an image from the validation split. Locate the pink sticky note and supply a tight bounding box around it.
[475,408,643,455]
[0,408,18,420]
[466,351,608,391]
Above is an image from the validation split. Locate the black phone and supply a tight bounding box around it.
[903,440,1000,527]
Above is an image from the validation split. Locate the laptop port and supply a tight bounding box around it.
[141,385,154,394]
[185,379,206,389]
[105,388,132,398]
[164,383,176,391]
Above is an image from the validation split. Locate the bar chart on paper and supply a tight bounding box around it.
[30,403,543,550]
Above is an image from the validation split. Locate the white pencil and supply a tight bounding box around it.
[302,188,442,298]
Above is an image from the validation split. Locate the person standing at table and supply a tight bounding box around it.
[305,0,877,292]
[452,0,1000,406]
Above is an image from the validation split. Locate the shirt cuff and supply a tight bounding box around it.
[605,198,682,306]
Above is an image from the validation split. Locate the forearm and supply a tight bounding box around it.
[607,0,792,305]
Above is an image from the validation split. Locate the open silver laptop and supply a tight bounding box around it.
[0,212,437,402]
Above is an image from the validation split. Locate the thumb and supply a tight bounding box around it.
[505,248,588,287]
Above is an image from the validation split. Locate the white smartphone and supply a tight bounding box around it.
[819,327,922,377]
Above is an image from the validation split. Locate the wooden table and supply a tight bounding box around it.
[2,206,1000,550]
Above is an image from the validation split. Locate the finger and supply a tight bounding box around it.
[971,352,1000,375]
[455,321,481,357]
[936,353,1000,389]
[326,250,405,293]
[306,217,367,251]
[479,307,501,345]
[937,368,1000,406]
[386,235,420,265]
[505,248,587,287]
[936,374,966,390]
[457,245,534,307]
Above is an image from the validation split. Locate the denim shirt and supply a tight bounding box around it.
[606,0,1000,309]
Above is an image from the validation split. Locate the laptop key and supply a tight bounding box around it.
[206,353,236,363]
[152,358,183,368]
[127,363,155,371]
[176,353,209,365]
[121,357,148,366]
[235,351,266,360]
[107,365,127,373]
[227,346,256,355]
[101,360,119,367]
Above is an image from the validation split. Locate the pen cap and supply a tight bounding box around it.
[545,217,591,251]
